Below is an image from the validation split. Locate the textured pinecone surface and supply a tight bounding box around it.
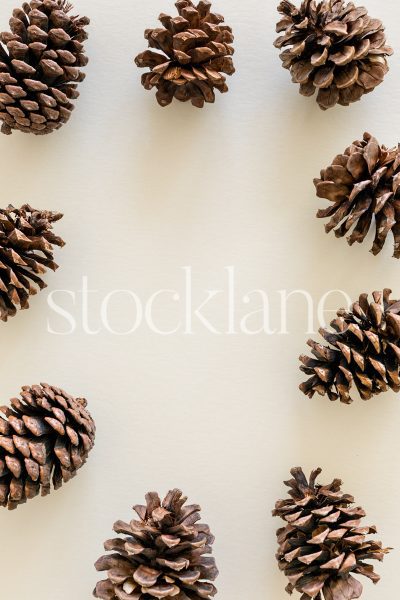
[315,132,400,257]
[0,383,95,509]
[0,0,89,135]
[94,489,218,599]
[274,0,393,110]
[135,0,235,108]
[300,289,400,403]
[273,467,390,600]
[0,204,64,322]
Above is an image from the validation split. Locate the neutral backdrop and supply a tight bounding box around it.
[0,1,399,598]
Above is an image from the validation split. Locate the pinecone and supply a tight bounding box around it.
[274,0,393,110]
[0,0,89,135]
[135,1,235,108]
[315,132,400,258]
[273,467,391,600]
[299,289,400,404]
[94,489,218,600]
[0,204,65,322]
[0,383,95,510]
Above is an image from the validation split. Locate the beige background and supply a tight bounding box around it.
[0,0,399,598]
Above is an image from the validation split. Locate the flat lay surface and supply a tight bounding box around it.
[0,0,399,598]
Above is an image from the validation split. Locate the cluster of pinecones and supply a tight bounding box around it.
[91,473,391,600]
[275,4,396,600]
[1,1,398,600]
[0,0,236,136]
[0,0,395,134]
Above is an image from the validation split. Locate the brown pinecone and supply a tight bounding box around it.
[0,0,89,135]
[274,0,393,110]
[135,1,235,108]
[315,132,400,258]
[299,289,400,404]
[0,383,95,510]
[273,467,391,600]
[94,489,218,600]
[0,204,65,322]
